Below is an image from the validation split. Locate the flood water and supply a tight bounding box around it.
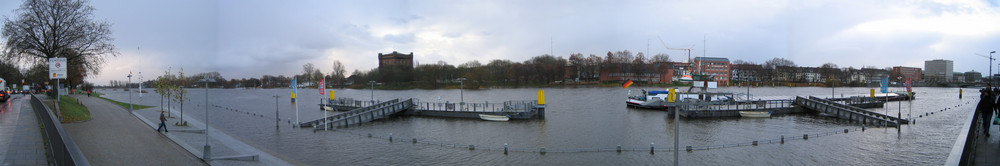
[98,86,977,165]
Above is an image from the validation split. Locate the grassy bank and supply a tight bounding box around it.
[92,93,155,110]
[55,95,91,123]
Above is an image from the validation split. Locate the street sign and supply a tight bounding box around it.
[49,58,67,79]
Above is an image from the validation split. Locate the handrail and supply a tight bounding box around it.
[946,105,980,165]
[30,94,91,166]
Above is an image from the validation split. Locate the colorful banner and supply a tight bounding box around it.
[905,78,911,93]
[319,78,326,95]
[622,79,634,89]
[880,77,888,93]
[291,78,297,94]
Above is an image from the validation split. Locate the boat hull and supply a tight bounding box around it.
[479,114,510,121]
[739,111,771,118]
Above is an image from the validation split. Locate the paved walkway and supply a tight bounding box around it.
[62,95,206,165]
[0,95,48,165]
[128,99,294,166]
[975,113,1000,165]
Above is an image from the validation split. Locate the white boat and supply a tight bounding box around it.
[323,106,334,111]
[479,114,510,121]
[739,111,771,118]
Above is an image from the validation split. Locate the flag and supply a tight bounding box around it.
[622,79,634,89]
[319,78,326,95]
[880,77,888,93]
[291,78,297,94]
[905,78,911,93]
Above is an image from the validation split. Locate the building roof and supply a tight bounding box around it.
[694,57,729,62]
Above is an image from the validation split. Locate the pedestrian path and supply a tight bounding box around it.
[975,113,1000,165]
[0,95,48,165]
[119,96,294,166]
[62,94,206,165]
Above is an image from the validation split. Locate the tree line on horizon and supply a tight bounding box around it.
[91,49,941,90]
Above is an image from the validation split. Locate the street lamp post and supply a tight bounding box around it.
[457,78,466,104]
[369,81,376,104]
[993,51,997,86]
[274,95,279,128]
[199,78,216,161]
[128,73,133,112]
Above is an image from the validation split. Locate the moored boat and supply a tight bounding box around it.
[739,111,771,118]
[479,114,510,121]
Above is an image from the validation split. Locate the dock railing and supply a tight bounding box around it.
[689,99,794,111]
[413,100,537,112]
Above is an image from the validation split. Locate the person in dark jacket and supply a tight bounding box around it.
[979,85,995,137]
[157,111,168,132]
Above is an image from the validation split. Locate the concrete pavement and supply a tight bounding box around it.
[61,94,206,166]
[0,95,48,165]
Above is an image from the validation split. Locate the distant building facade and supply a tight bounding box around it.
[965,71,982,83]
[924,59,953,82]
[693,57,730,83]
[378,51,414,82]
[892,66,922,81]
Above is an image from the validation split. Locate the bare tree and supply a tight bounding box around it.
[331,60,345,86]
[2,0,118,86]
[649,53,671,63]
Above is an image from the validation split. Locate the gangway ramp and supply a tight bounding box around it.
[794,96,907,127]
[299,98,413,128]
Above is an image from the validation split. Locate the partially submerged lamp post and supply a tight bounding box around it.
[128,72,133,112]
[369,81,376,104]
[199,78,216,161]
[457,78,466,104]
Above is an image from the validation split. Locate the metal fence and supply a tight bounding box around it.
[688,99,795,111]
[30,94,90,166]
[413,100,537,112]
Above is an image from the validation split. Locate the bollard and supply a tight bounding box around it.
[780,135,784,144]
[844,129,849,133]
[686,146,693,152]
[617,145,622,153]
[803,134,808,140]
[650,143,655,154]
[389,133,393,142]
[752,141,758,146]
[504,143,509,155]
[469,145,475,150]
[412,138,417,144]
[540,147,546,155]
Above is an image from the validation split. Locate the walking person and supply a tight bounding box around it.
[157,111,169,132]
[978,85,995,137]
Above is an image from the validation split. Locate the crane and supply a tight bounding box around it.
[658,36,701,76]
[978,52,997,85]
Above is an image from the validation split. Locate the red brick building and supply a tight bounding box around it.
[693,57,730,83]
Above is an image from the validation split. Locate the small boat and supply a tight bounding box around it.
[479,114,510,121]
[739,111,771,118]
[323,106,334,111]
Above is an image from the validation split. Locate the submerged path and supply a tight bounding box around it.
[62,94,206,165]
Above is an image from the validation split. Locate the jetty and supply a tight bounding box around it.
[300,91,546,129]
[794,96,908,127]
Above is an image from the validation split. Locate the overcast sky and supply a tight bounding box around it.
[3,0,1000,84]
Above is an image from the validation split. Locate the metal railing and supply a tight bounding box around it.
[30,94,90,166]
[808,96,907,123]
[946,102,982,165]
[687,99,794,111]
[413,100,537,112]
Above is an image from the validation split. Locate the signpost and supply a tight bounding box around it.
[49,58,67,100]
